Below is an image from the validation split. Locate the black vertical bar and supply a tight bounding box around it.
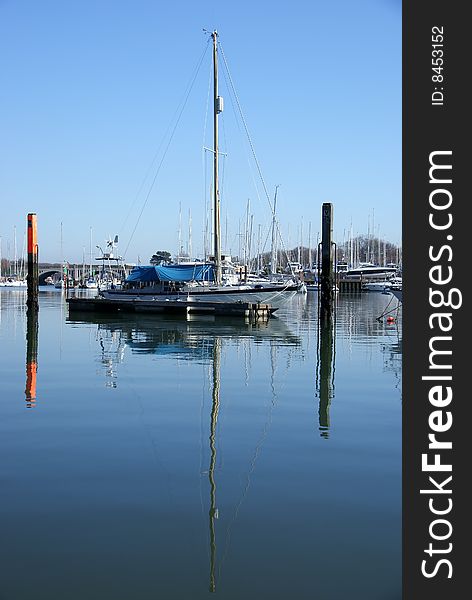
[320,202,334,319]
[404,3,467,598]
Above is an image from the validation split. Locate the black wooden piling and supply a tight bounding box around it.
[26,213,39,311]
[317,202,335,435]
[320,202,334,319]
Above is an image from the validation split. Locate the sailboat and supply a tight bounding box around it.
[0,228,27,287]
[100,31,301,307]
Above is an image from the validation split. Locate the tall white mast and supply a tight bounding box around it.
[14,226,17,277]
[308,221,312,271]
[248,214,253,271]
[244,198,250,267]
[178,201,182,260]
[188,208,192,260]
[350,221,354,268]
[212,30,223,285]
[60,221,64,264]
[89,226,93,277]
[257,223,262,274]
[298,218,303,266]
[270,186,279,277]
[377,225,381,265]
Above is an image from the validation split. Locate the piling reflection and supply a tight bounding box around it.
[25,308,39,408]
[381,327,402,397]
[315,310,336,438]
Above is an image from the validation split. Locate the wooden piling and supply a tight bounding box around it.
[26,213,39,311]
[320,203,334,319]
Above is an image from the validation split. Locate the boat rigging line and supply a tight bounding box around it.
[121,37,211,259]
[218,41,296,276]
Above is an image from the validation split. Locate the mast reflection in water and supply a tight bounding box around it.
[67,312,301,592]
[208,336,221,592]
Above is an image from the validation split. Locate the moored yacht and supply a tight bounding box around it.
[100,31,301,308]
[85,276,99,289]
[363,276,402,292]
[100,263,300,307]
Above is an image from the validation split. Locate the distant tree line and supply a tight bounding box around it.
[146,235,401,272]
[250,235,401,272]
[149,250,172,265]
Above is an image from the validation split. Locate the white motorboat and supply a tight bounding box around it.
[85,277,98,289]
[363,276,402,293]
[0,277,27,288]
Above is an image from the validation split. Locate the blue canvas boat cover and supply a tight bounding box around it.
[125,264,215,283]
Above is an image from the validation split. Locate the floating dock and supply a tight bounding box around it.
[66,297,276,319]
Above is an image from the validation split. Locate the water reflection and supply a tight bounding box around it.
[67,313,301,383]
[381,326,402,396]
[315,310,336,438]
[0,289,402,598]
[25,307,39,408]
[67,312,301,592]
[208,336,221,592]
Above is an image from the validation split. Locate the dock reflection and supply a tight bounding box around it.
[67,313,301,377]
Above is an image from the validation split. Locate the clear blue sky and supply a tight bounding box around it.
[0,0,401,264]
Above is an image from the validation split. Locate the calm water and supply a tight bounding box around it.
[0,288,401,600]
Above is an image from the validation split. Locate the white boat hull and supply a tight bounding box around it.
[363,281,392,292]
[100,284,299,307]
[0,279,27,287]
